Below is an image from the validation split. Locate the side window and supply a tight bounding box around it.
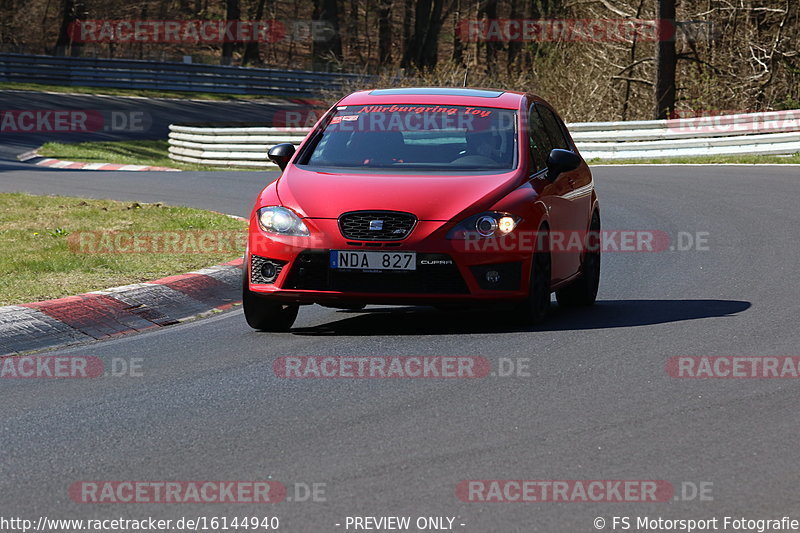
[536,105,570,151]
[528,105,551,173]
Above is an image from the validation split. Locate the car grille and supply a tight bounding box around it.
[338,211,417,241]
[283,251,469,294]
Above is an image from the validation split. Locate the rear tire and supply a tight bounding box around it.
[556,211,601,307]
[242,267,299,331]
[514,229,551,324]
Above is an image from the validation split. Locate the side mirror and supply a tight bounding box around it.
[268,143,296,170]
[546,149,581,181]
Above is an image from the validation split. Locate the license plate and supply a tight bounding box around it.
[330,250,416,271]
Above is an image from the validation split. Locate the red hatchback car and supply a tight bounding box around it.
[244,88,600,331]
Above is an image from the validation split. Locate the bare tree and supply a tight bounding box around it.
[242,0,267,66]
[312,0,343,69]
[54,0,84,56]
[654,0,677,118]
[377,0,393,66]
[402,0,450,70]
[221,0,241,65]
[480,0,500,70]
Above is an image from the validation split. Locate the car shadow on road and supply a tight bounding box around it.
[290,299,752,336]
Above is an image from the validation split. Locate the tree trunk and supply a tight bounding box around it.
[402,0,447,70]
[452,0,462,64]
[480,0,499,71]
[377,0,392,66]
[242,0,267,66]
[312,0,343,70]
[402,0,412,52]
[654,0,677,119]
[506,0,521,73]
[54,0,84,56]
[221,0,241,65]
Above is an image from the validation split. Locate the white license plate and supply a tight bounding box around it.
[331,250,416,271]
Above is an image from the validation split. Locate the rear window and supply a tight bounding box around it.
[297,105,518,172]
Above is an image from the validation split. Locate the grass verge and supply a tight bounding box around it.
[589,153,800,165]
[0,81,283,101]
[36,140,240,171]
[0,192,247,306]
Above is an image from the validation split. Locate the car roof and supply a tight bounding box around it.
[338,87,527,109]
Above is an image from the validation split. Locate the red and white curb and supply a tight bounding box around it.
[0,258,243,356]
[17,150,181,172]
[33,157,180,172]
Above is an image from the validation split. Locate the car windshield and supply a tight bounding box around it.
[298,104,518,172]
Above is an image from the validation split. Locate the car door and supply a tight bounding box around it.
[536,103,591,278]
[526,103,576,283]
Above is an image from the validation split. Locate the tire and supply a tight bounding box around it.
[556,210,601,307]
[514,229,552,324]
[242,267,299,331]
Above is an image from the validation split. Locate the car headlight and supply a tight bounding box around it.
[257,206,309,236]
[447,212,521,239]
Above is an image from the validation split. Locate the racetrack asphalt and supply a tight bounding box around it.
[0,90,297,159]
[1,92,800,531]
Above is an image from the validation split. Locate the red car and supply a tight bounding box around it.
[244,88,600,331]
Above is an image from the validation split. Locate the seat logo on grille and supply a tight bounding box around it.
[369,220,384,231]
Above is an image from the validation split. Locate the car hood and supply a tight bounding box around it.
[275,166,521,220]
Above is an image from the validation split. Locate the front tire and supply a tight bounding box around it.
[242,267,299,331]
[514,230,552,324]
[556,210,601,307]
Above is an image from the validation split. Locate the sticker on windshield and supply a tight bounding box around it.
[330,115,359,124]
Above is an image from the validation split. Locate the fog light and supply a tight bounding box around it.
[486,270,500,284]
[261,262,278,282]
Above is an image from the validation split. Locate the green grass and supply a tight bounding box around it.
[37,140,239,171]
[589,153,800,165]
[0,81,283,101]
[0,193,247,306]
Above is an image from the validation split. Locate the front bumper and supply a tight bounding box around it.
[247,218,532,305]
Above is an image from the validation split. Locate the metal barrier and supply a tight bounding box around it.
[168,110,800,167]
[168,125,310,166]
[0,53,367,97]
[572,110,800,159]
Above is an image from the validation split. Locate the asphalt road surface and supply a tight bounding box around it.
[2,92,800,531]
[0,90,301,159]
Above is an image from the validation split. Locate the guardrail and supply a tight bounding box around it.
[168,109,800,167]
[0,53,367,96]
[573,110,800,159]
[168,125,310,166]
